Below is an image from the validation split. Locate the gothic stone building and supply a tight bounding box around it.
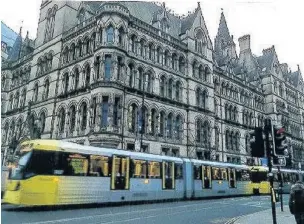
[1,1,304,167]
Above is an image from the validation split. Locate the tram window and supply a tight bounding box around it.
[130,159,147,178]
[148,161,161,178]
[221,168,227,180]
[24,150,56,178]
[65,153,89,176]
[202,166,212,189]
[90,155,110,177]
[175,164,183,179]
[194,166,201,180]
[212,167,223,180]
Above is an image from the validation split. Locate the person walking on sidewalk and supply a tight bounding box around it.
[289,181,304,224]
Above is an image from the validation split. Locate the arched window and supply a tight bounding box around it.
[175,81,181,101]
[215,127,220,150]
[198,65,203,79]
[160,76,166,97]
[202,90,207,109]
[77,40,82,57]
[167,113,173,138]
[106,25,114,43]
[128,104,137,133]
[138,106,147,134]
[74,68,80,90]
[80,102,87,131]
[138,68,144,90]
[175,115,181,139]
[118,27,124,46]
[91,32,96,50]
[128,64,135,87]
[43,79,50,100]
[33,83,39,102]
[69,105,76,133]
[58,108,65,133]
[104,55,112,81]
[85,37,90,54]
[196,120,202,143]
[8,95,13,111]
[156,47,161,63]
[14,91,20,109]
[178,56,185,73]
[168,78,173,99]
[202,121,210,147]
[130,34,137,53]
[171,53,177,69]
[195,29,206,55]
[148,43,154,60]
[192,61,197,77]
[85,65,90,87]
[159,111,165,137]
[150,108,157,135]
[146,71,153,93]
[16,119,22,140]
[139,39,145,57]
[196,88,201,107]
[39,112,46,134]
[20,88,26,107]
[63,73,69,94]
[164,50,169,66]
[226,130,230,149]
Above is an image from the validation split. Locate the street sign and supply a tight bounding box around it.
[260,158,268,167]
[272,157,286,167]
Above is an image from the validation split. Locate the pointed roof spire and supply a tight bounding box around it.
[217,10,231,39]
[197,2,201,9]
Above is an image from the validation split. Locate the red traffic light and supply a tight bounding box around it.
[276,127,285,134]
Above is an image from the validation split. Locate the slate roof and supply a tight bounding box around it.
[1,22,18,53]
[84,1,198,39]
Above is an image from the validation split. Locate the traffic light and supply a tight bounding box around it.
[250,127,265,158]
[273,126,288,157]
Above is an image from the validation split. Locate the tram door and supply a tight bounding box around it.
[202,165,212,188]
[111,155,130,190]
[228,168,236,188]
[162,161,175,189]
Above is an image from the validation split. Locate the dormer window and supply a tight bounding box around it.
[160,18,168,32]
[78,9,85,24]
[195,29,207,56]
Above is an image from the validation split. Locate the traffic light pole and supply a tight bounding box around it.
[278,167,284,212]
[265,121,277,224]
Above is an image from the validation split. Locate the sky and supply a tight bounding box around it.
[1,0,303,73]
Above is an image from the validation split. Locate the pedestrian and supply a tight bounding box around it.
[289,181,304,224]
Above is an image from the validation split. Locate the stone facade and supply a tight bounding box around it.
[1,1,304,167]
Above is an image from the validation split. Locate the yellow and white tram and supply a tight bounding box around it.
[3,140,303,206]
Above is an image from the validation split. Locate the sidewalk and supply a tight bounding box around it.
[233,206,296,224]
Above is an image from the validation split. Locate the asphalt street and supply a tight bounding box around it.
[1,195,290,224]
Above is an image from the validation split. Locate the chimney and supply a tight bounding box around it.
[238,35,250,52]
[262,45,275,55]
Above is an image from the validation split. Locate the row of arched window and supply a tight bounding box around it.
[159,75,182,102]
[196,120,211,147]
[10,66,31,90]
[128,103,183,140]
[129,34,186,74]
[32,78,50,103]
[2,111,46,146]
[196,88,208,109]
[225,104,238,122]
[62,25,125,65]
[192,61,211,82]
[225,130,240,151]
[37,52,53,76]
[7,88,27,111]
[243,110,254,126]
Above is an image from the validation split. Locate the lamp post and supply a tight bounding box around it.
[140,73,147,152]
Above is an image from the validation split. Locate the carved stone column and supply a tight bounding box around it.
[111,55,118,82]
[107,95,114,131]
